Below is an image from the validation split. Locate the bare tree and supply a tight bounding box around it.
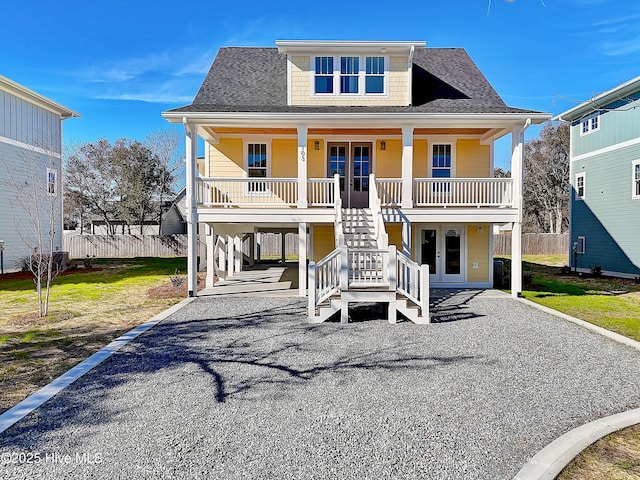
[144,129,183,233]
[0,141,65,317]
[523,122,570,234]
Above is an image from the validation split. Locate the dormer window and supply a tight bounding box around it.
[314,57,333,94]
[312,55,388,96]
[340,57,359,93]
[365,57,385,93]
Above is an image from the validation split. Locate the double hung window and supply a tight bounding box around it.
[314,57,333,94]
[46,168,57,196]
[432,144,452,178]
[247,143,267,192]
[633,160,640,199]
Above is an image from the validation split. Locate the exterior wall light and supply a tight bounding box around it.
[314,140,320,150]
[380,140,386,151]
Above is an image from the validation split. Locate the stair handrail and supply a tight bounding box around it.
[369,174,388,248]
[396,249,430,316]
[308,247,342,317]
[334,173,345,247]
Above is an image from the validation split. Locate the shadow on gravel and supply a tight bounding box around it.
[0,298,484,446]
[430,289,486,323]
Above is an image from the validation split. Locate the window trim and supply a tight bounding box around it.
[46,168,57,197]
[575,236,586,254]
[575,172,586,201]
[633,160,640,200]
[428,142,456,178]
[579,113,600,137]
[310,55,389,97]
[244,140,271,195]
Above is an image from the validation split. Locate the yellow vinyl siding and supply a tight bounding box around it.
[271,139,297,178]
[456,139,491,178]
[209,138,244,177]
[386,224,403,250]
[467,225,490,283]
[312,225,335,261]
[307,139,325,177]
[376,139,402,177]
[412,139,428,178]
[290,55,409,106]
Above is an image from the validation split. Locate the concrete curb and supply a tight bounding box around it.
[0,297,196,435]
[514,297,640,479]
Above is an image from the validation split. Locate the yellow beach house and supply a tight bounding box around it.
[162,40,550,323]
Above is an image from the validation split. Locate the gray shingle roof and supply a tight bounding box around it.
[168,46,539,115]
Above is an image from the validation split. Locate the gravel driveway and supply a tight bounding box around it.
[1,291,639,479]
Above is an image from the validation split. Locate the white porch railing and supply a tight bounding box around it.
[308,178,335,206]
[395,249,429,313]
[413,178,514,207]
[308,247,342,311]
[348,248,389,288]
[376,178,403,206]
[196,177,298,207]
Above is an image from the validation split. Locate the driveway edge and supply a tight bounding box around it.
[0,297,196,435]
[514,297,640,479]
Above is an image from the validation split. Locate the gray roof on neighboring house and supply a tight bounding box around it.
[167,46,541,115]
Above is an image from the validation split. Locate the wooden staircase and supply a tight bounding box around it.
[308,180,430,325]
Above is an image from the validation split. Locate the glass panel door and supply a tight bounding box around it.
[442,227,464,283]
[350,143,370,208]
[421,229,439,282]
[328,143,347,205]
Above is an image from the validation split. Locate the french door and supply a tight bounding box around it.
[328,142,371,208]
[420,226,465,284]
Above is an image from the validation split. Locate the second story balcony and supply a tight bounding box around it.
[195,176,514,210]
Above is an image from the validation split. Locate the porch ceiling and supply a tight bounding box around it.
[204,126,492,137]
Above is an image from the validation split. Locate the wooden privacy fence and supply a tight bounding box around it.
[63,234,188,258]
[243,233,298,257]
[493,233,568,256]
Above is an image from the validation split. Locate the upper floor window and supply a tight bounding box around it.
[580,114,600,136]
[314,56,333,94]
[431,144,452,178]
[312,55,387,96]
[575,172,585,200]
[46,168,57,196]
[340,56,359,93]
[365,57,385,93]
[633,160,640,199]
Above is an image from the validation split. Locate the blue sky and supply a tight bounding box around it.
[2,0,639,172]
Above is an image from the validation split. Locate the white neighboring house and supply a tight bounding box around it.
[0,75,78,272]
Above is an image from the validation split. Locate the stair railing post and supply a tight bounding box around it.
[387,245,397,292]
[339,245,349,290]
[308,260,317,317]
[420,264,429,315]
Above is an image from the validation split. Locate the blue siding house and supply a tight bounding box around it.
[0,75,78,272]
[557,76,640,278]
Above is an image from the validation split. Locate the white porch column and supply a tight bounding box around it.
[510,123,526,297]
[235,235,242,273]
[184,121,199,297]
[298,222,307,297]
[227,234,235,277]
[401,126,414,209]
[297,126,308,208]
[218,235,226,276]
[206,225,216,288]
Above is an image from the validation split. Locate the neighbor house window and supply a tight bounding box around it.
[575,172,585,200]
[575,236,585,254]
[580,114,600,136]
[340,56,359,93]
[46,168,57,196]
[633,160,640,199]
[431,144,452,178]
[365,56,385,93]
[247,143,267,192]
[314,56,333,94]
